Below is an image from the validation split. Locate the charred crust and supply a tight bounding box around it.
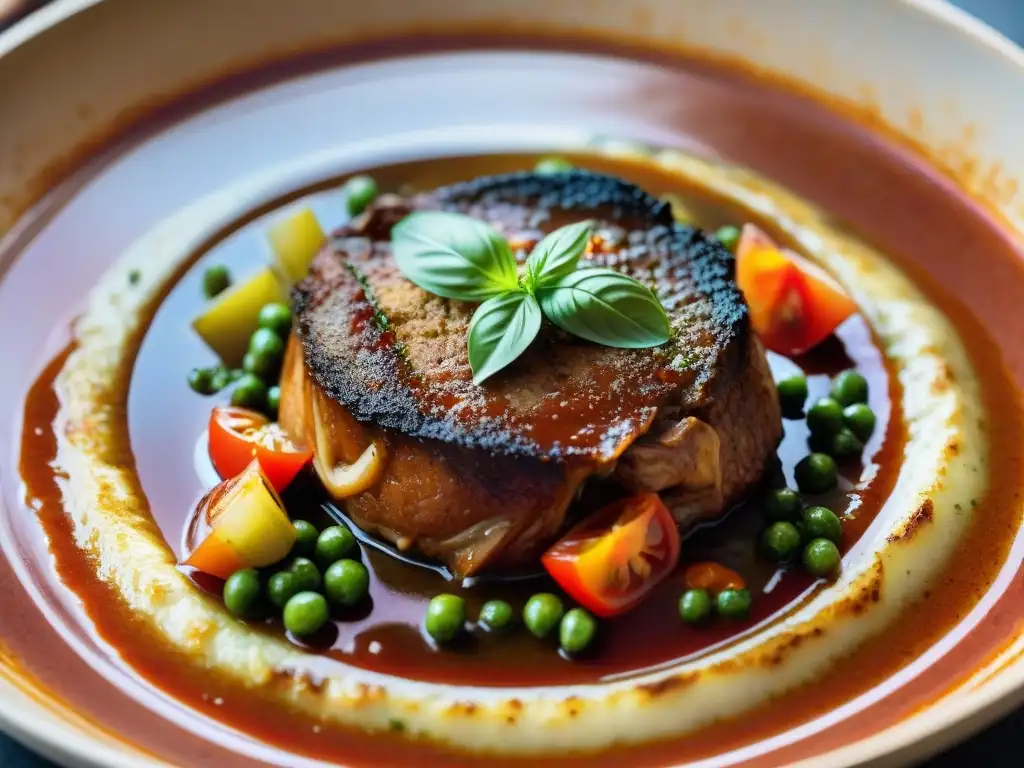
[431,170,674,225]
[888,498,935,544]
[637,671,700,698]
[294,171,748,459]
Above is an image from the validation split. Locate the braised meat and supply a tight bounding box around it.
[280,171,781,577]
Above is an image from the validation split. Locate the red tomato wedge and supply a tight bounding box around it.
[683,561,746,594]
[541,493,681,617]
[735,224,857,357]
[208,406,312,492]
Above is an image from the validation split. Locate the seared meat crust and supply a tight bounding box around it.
[293,171,747,463]
[284,172,780,576]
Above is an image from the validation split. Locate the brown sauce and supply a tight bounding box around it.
[128,151,899,686]
[7,34,1024,766]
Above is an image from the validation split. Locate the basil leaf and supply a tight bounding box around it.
[537,268,671,348]
[392,211,518,301]
[467,291,542,384]
[525,220,593,289]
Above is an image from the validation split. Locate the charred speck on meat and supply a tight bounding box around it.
[292,171,748,462]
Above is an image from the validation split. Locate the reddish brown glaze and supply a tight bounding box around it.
[4,33,1024,768]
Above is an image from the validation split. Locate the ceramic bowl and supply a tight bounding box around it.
[1,1,1023,766]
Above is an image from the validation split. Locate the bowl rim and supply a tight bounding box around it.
[0,0,1022,766]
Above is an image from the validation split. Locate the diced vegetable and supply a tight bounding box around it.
[208,406,312,492]
[184,460,297,579]
[735,224,857,357]
[682,561,746,594]
[266,207,326,286]
[541,493,681,617]
[192,268,288,365]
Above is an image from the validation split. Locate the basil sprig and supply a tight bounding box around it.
[392,211,519,300]
[392,211,670,383]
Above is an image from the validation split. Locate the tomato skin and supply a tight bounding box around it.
[541,493,681,617]
[735,224,857,357]
[208,406,312,491]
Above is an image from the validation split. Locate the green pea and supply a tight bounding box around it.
[266,385,281,417]
[478,600,514,632]
[324,559,369,607]
[258,302,293,337]
[716,588,752,620]
[209,366,231,393]
[794,452,839,494]
[800,506,843,545]
[289,557,321,592]
[803,538,842,577]
[843,403,876,441]
[291,520,319,558]
[228,368,244,383]
[230,373,268,409]
[806,397,844,436]
[776,373,808,416]
[760,521,802,562]
[267,570,299,609]
[831,369,869,406]
[343,175,379,216]
[424,594,466,644]
[559,608,597,654]
[248,327,285,363]
[831,428,864,461]
[523,593,564,638]
[283,591,329,637]
[678,588,712,624]
[202,264,231,299]
[315,525,358,567]
[223,568,261,617]
[534,157,573,174]
[763,487,801,522]
[242,350,278,381]
[714,225,741,252]
[188,367,214,395]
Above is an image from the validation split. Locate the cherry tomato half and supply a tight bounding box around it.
[208,406,312,492]
[735,224,857,357]
[541,493,681,617]
[683,561,746,594]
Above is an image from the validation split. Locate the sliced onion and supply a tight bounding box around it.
[310,396,386,497]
